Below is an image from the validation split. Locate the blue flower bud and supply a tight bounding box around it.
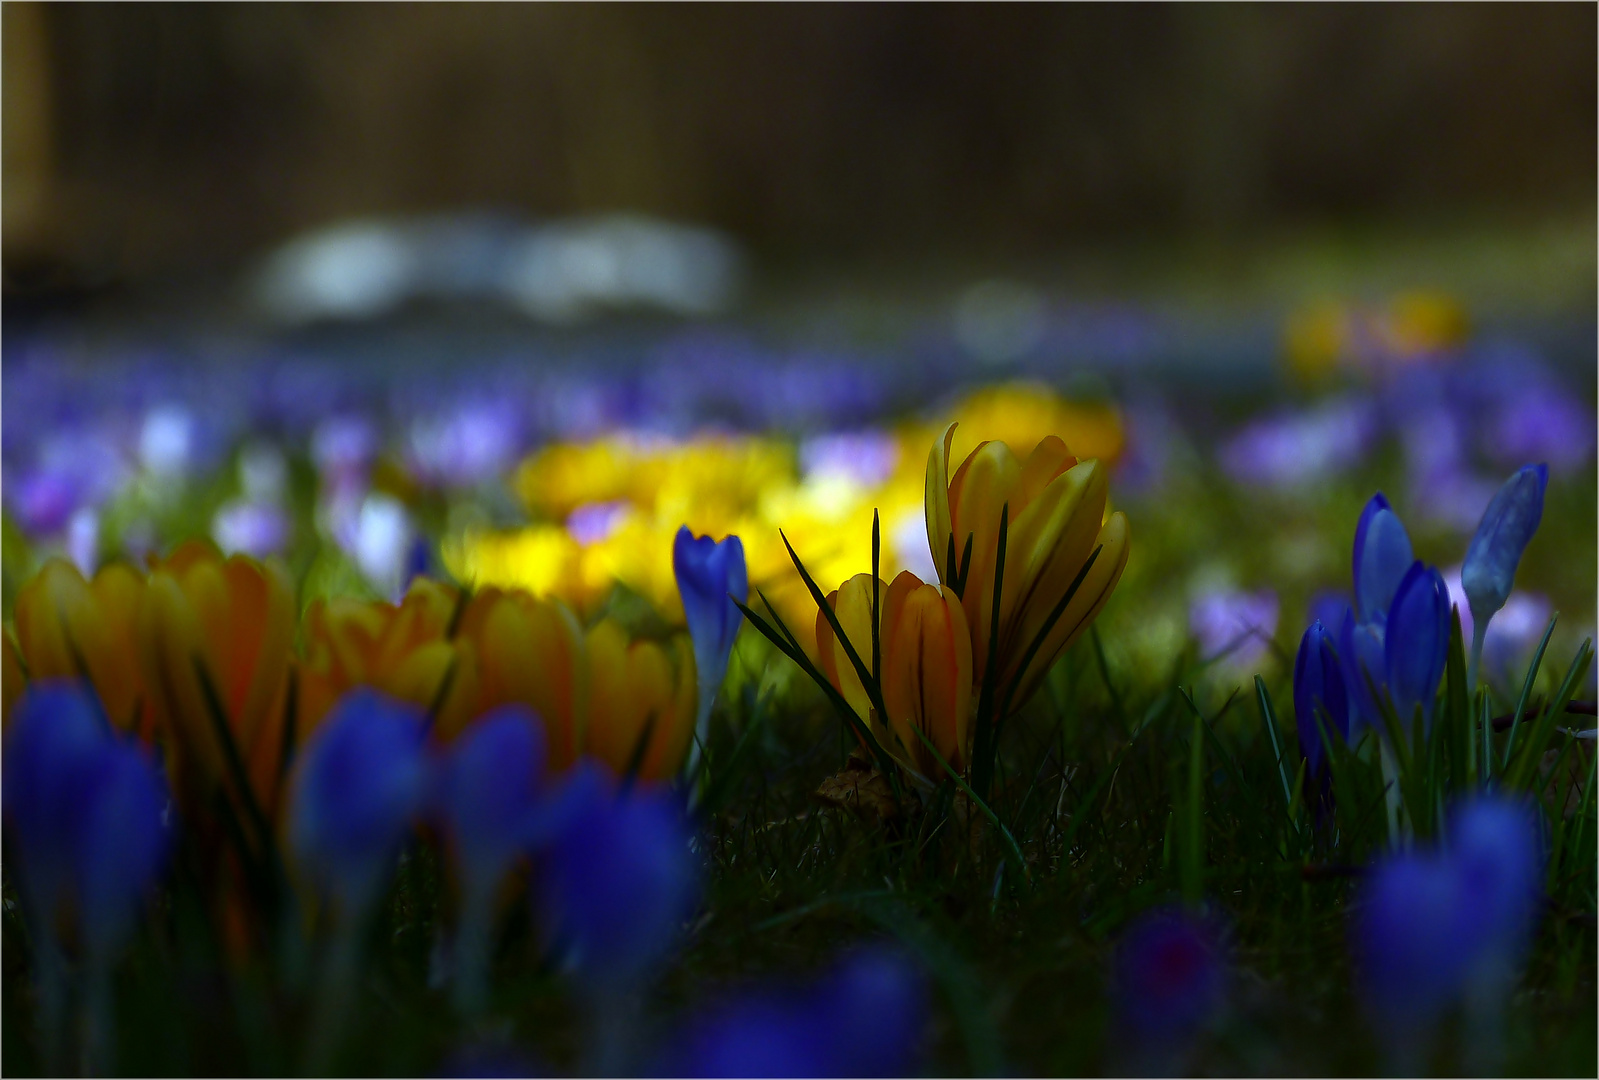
[654,947,926,1078]
[1352,852,1467,1042]
[1385,561,1450,734]
[1352,494,1415,624]
[534,765,699,995]
[673,526,749,739]
[434,706,546,904]
[1462,464,1547,625]
[1293,619,1349,778]
[288,689,431,915]
[3,681,170,961]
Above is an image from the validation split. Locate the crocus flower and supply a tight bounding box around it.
[1384,561,1451,733]
[135,541,295,809]
[1293,619,1349,780]
[924,423,1129,712]
[434,706,547,1013]
[13,559,148,734]
[534,763,699,995]
[654,946,926,1078]
[673,526,749,758]
[287,689,431,915]
[434,706,547,905]
[1111,906,1227,1071]
[3,682,170,963]
[459,587,589,768]
[815,573,886,724]
[1352,795,1543,1071]
[1462,464,1548,681]
[1352,493,1414,625]
[583,620,697,782]
[878,571,973,777]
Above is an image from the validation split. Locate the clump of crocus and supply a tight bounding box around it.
[1461,464,1548,687]
[432,705,547,1014]
[1351,794,1543,1073]
[3,682,170,1071]
[1337,494,1450,743]
[673,526,749,776]
[652,946,926,1078]
[1109,906,1228,1075]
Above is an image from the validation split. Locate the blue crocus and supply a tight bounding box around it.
[1462,464,1548,684]
[1384,561,1451,734]
[434,706,548,1013]
[1293,619,1349,780]
[1111,907,1227,1061]
[1352,794,1544,1072]
[654,947,926,1078]
[1352,493,1415,624]
[288,689,431,916]
[435,706,547,904]
[534,763,700,996]
[2,681,171,963]
[673,526,749,765]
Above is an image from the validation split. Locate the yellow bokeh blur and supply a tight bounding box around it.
[446,383,1125,653]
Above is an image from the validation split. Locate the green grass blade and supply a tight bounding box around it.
[1504,614,1560,768]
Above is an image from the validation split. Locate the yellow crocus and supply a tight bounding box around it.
[459,586,589,769]
[926,422,1129,712]
[136,541,295,804]
[583,619,696,782]
[880,571,973,777]
[814,573,886,724]
[13,558,148,733]
[297,595,398,733]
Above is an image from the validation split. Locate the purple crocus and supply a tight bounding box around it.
[1188,588,1278,669]
[1461,464,1548,685]
[1111,906,1228,1071]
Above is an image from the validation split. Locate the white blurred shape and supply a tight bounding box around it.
[67,507,99,577]
[954,280,1046,365]
[255,220,418,323]
[139,405,196,481]
[351,493,414,601]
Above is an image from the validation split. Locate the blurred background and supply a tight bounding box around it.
[5,3,1595,292]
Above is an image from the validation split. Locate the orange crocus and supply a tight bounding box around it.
[879,571,972,777]
[584,619,696,782]
[926,423,1129,712]
[136,541,295,808]
[13,559,149,734]
[460,586,589,769]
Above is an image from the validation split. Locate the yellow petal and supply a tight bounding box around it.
[923,423,957,585]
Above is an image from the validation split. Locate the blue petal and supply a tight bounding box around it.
[1339,608,1385,742]
[1294,620,1348,777]
[77,742,170,959]
[1353,494,1414,624]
